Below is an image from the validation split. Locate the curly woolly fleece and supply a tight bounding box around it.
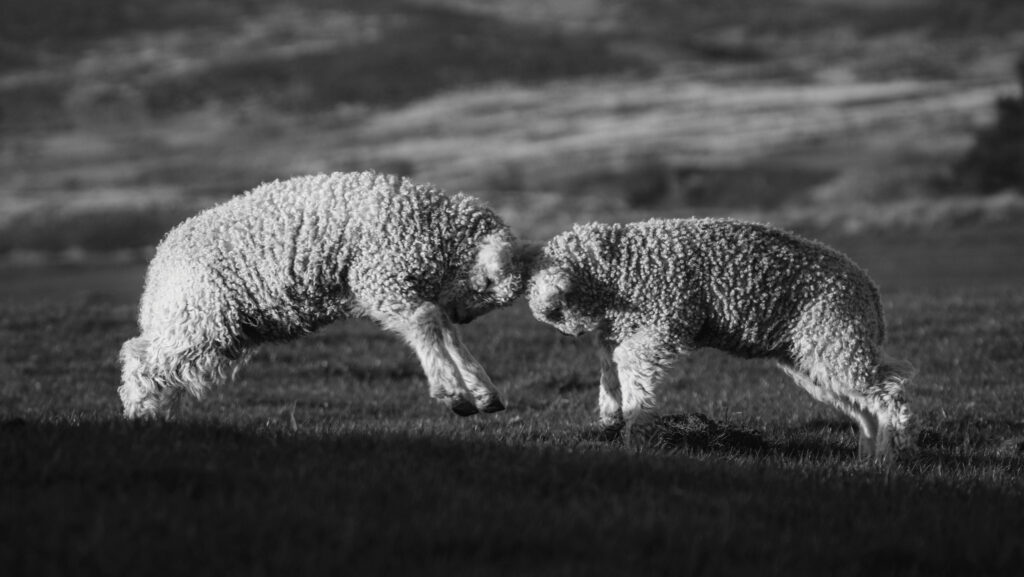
[528,218,913,460]
[120,171,521,419]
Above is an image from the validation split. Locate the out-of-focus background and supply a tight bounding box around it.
[2,0,1023,269]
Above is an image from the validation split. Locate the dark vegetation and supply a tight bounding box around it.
[565,161,833,210]
[627,0,1024,66]
[2,226,1024,575]
[957,57,1024,193]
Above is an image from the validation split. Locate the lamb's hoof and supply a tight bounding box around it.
[449,398,480,417]
[599,426,623,442]
[598,419,625,442]
[479,397,505,413]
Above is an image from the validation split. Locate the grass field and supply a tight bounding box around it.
[3,1,1024,574]
[2,223,1023,576]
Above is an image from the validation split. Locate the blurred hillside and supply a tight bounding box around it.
[2,0,1024,260]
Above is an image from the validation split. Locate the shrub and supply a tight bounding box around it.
[956,58,1024,193]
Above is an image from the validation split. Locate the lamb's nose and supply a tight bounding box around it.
[545,308,564,323]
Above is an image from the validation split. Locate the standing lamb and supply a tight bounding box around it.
[120,171,524,419]
[526,218,913,460]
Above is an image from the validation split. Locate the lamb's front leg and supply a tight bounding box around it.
[613,335,672,447]
[439,315,505,413]
[384,302,479,416]
[595,334,624,438]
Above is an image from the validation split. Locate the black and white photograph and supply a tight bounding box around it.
[2,1,1023,575]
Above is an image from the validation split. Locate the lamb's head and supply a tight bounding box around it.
[118,337,181,419]
[441,231,525,324]
[527,256,603,338]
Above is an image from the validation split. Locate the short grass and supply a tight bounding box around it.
[2,227,1024,576]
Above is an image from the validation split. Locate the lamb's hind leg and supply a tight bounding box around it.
[778,362,879,458]
[780,357,912,462]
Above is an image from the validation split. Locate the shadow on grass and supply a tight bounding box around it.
[596,413,1024,469]
[600,413,854,461]
[652,413,773,454]
[916,416,1024,453]
[2,414,1024,577]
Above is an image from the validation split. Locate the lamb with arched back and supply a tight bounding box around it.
[120,171,524,419]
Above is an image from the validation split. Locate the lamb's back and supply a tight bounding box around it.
[689,219,881,354]
[583,219,883,356]
[140,171,506,338]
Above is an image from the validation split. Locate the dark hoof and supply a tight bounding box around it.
[599,425,623,442]
[450,398,480,417]
[480,397,505,413]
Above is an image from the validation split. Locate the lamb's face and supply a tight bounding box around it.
[441,232,524,324]
[118,381,178,420]
[527,263,602,337]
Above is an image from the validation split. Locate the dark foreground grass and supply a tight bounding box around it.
[2,229,1024,576]
[3,415,1024,577]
